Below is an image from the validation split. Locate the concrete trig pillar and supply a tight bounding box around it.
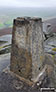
[10,17,45,82]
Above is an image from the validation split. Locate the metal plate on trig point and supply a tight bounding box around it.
[41,88,55,92]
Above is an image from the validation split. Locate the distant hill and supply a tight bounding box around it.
[0,18,56,36]
[44,18,56,25]
[0,28,12,36]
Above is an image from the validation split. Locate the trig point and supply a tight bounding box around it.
[10,17,45,82]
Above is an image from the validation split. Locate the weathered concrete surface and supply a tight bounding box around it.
[11,17,45,82]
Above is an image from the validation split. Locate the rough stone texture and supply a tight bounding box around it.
[0,71,40,92]
[10,17,45,82]
[0,64,56,92]
[0,70,51,92]
[43,54,56,88]
[0,67,56,92]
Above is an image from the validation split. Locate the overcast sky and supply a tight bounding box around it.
[0,0,56,7]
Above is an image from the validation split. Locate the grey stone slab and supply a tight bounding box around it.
[0,35,12,47]
[0,53,10,72]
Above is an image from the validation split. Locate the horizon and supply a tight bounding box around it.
[0,0,56,8]
[0,6,56,8]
